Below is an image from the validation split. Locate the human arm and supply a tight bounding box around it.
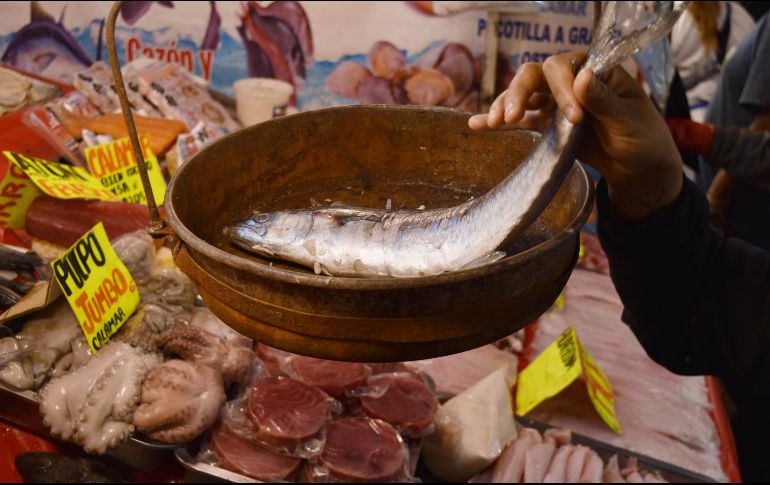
[468,52,770,383]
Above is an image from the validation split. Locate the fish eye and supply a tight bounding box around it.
[253,213,271,224]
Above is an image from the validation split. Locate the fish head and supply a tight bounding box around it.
[225,210,313,260]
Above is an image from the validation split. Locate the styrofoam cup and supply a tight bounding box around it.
[234,78,294,127]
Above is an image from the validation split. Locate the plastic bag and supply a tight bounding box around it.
[303,418,416,483]
[422,364,518,481]
[221,373,340,459]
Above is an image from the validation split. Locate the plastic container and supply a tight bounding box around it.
[233,78,293,127]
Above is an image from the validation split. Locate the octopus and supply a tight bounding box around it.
[113,252,198,352]
[156,324,254,387]
[0,300,82,390]
[39,341,162,454]
[133,359,225,444]
[111,230,155,285]
[189,308,253,348]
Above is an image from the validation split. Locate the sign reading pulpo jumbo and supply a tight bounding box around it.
[51,222,140,352]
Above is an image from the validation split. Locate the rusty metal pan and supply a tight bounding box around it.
[105,1,593,363]
[164,105,593,361]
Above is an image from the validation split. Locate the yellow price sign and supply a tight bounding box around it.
[4,151,118,202]
[554,292,565,310]
[516,326,621,433]
[0,154,43,228]
[51,222,140,352]
[84,135,166,205]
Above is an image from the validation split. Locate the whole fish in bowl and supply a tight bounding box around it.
[226,2,690,278]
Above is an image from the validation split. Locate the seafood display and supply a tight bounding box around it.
[25,196,151,248]
[312,418,407,482]
[360,373,437,439]
[39,341,162,454]
[208,420,303,481]
[133,359,226,444]
[0,3,741,482]
[0,299,81,390]
[0,245,45,311]
[527,269,725,481]
[286,355,369,399]
[156,324,254,387]
[193,348,437,482]
[474,426,668,483]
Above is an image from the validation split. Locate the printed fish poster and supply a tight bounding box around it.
[0,1,593,111]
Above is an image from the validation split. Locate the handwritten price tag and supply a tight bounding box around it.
[4,151,118,202]
[51,222,139,352]
[84,135,166,205]
[516,326,621,433]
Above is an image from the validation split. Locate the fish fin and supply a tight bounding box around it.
[461,251,506,270]
[30,1,55,23]
[33,53,56,71]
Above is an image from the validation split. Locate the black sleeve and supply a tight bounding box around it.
[709,125,770,190]
[596,176,770,391]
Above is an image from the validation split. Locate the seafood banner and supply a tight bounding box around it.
[51,221,139,352]
[0,1,593,112]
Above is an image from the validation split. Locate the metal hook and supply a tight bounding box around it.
[106,1,168,237]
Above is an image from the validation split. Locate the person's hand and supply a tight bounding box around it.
[469,52,684,220]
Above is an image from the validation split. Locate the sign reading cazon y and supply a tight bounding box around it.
[52,222,139,352]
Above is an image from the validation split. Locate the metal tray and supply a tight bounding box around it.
[0,382,178,471]
[516,417,717,483]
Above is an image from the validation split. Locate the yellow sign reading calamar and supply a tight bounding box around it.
[51,222,139,352]
[84,135,166,205]
[4,151,118,202]
[516,326,621,433]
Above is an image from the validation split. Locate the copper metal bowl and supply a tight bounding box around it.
[165,105,593,362]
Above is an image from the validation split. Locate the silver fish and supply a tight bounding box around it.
[226,2,688,278]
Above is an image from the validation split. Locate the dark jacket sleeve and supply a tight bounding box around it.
[709,125,770,190]
[596,176,770,391]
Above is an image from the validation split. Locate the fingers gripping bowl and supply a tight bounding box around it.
[164,105,593,362]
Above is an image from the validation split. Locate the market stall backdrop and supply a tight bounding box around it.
[0,1,594,110]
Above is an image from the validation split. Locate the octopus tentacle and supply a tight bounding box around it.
[39,342,162,454]
[133,360,225,444]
